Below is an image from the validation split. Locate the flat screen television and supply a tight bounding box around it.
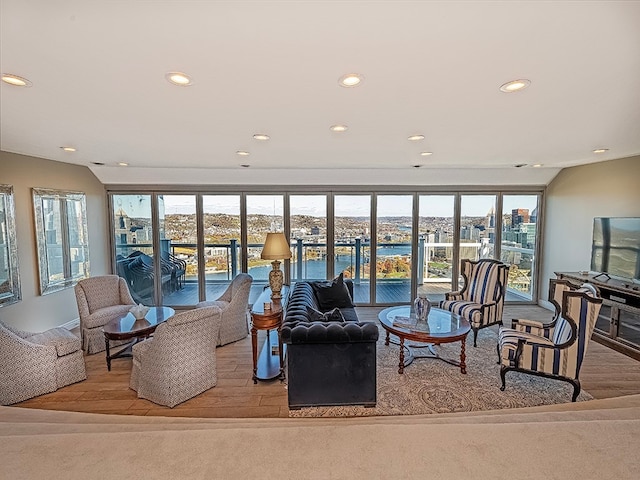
[590,217,640,281]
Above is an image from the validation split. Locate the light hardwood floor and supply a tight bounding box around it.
[14,305,640,418]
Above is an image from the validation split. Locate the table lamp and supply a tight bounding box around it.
[260,232,291,299]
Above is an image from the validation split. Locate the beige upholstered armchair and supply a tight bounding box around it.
[196,273,252,346]
[439,259,510,346]
[75,275,136,354]
[498,283,602,402]
[0,320,86,405]
[129,306,222,408]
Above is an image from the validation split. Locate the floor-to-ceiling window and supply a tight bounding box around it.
[202,195,242,301]
[375,195,413,304]
[158,195,197,306]
[112,194,156,305]
[501,194,540,301]
[289,195,327,282]
[418,195,455,302]
[109,188,542,307]
[246,195,284,293]
[334,195,371,304]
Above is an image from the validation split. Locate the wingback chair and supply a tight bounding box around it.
[0,320,86,405]
[196,273,252,346]
[439,259,510,346]
[129,305,222,408]
[75,275,136,354]
[498,283,602,402]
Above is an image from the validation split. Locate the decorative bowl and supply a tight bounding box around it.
[129,304,150,320]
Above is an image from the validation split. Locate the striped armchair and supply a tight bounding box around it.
[439,259,509,346]
[130,306,222,408]
[498,283,602,402]
[75,275,136,354]
[196,273,252,346]
[1,320,86,405]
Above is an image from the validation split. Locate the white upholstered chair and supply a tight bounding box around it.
[75,275,136,354]
[0,320,86,405]
[439,259,510,346]
[196,273,252,346]
[129,306,222,408]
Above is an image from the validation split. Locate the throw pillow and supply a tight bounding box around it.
[305,305,345,322]
[310,273,355,310]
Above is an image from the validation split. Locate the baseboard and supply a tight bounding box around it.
[61,317,80,331]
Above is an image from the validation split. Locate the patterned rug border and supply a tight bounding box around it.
[289,326,592,418]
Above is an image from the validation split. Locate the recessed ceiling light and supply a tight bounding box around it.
[330,125,348,132]
[165,71,193,86]
[1,73,32,87]
[408,135,425,141]
[236,151,250,156]
[420,151,433,156]
[240,164,250,168]
[60,146,77,152]
[532,164,543,168]
[593,148,609,154]
[253,134,270,141]
[117,162,129,166]
[499,79,531,93]
[338,73,363,87]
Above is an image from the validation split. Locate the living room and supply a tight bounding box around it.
[2,1,640,478]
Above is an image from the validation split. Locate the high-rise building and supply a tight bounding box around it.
[511,208,530,227]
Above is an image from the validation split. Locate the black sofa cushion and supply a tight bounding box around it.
[310,273,355,310]
[306,306,345,322]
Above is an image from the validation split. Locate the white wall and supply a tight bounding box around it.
[0,151,110,331]
[540,155,640,301]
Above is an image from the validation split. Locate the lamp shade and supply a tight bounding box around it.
[260,232,292,260]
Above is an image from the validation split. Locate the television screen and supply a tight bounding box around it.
[590,217,640,281]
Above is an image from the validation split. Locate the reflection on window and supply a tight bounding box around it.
[0,185,21,306]
[33,188,89,295]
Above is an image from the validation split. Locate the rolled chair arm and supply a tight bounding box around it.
[445,291,463,301]
[510,318,551,338]
[281,321,379,344]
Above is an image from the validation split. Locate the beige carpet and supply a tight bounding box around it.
[290,326,590,417]
[2,396,640,479]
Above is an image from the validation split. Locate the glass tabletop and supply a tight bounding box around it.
[378,306,470,338]
[104,306,175,335]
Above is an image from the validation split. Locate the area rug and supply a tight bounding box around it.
[289,326,592,417]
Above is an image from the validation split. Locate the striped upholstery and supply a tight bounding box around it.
[439,259,509,346]
[498,283,602,402]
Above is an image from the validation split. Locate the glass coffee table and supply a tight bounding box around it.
[102,306,175,371]
[378,306,471,374]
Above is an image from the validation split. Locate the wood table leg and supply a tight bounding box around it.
[105,337,111,371]
[251,326,258,384]
[398,337,405,374]
[460,337,467,374]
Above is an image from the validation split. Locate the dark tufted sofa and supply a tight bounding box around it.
[281,280,379,409]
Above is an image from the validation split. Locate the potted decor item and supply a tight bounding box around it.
[129,303,150,320]
[414,293,431,323]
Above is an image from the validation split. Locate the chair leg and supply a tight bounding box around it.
[570,379,581,402]
[500,366,508,391]
[473,328,478,347]
[496,342,501,364]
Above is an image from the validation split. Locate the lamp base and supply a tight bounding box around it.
[269,260,283,300]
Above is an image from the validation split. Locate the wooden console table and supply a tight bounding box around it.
[250,286,289,383]
[556,272,640,360]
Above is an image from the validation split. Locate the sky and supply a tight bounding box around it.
[114,193,538,218]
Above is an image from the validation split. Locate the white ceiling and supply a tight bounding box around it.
[1,0,639,186]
